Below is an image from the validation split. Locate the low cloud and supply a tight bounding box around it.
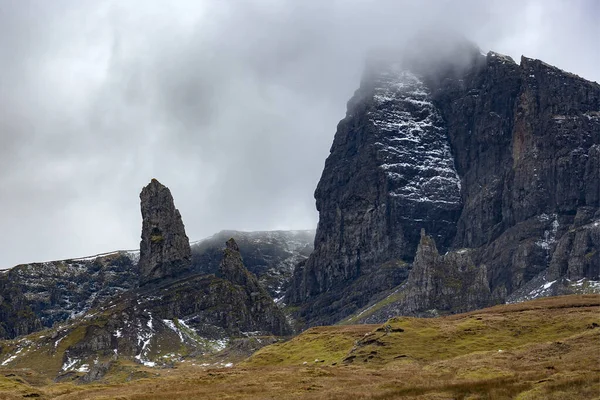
[0,0,598,267]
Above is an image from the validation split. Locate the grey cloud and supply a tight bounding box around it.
[0,0,598,268]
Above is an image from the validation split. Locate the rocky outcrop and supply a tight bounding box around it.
[191,230,314,298]
[431,53,600,300]
[0,177,301,352]
[219,239,259,289]
[0,253,138,339]
[403,230,491,315]
[548,218,600,280]
[357,230,491,323]
[287,43,600,326]
[138,179,191,286]
[11,239,291,380]
[0,229,310,340]
[0,242,291,380]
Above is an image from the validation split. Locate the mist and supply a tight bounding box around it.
[0,0,598,268]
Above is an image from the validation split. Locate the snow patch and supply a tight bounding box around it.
[212,338,228,352]
[241,331,262,337]
[542,280,556,290]
[77,364,90,373]
[134,313,156,367]
[1,347,24,366]
[536,214,559,251]
[61,357,78,371]
[368,67,461,206]
[162,319,185,343]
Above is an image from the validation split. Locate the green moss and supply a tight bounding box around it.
[341,289,406,325]
[352,305,600,364]
[150,235,164,243]
[247,296,600,369]
[456,366,513,380]
[242,325,375,367]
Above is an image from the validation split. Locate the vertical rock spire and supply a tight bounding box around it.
[138,179,191,286]
[219,238,260,291]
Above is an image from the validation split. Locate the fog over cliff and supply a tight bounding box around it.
[0,0,598,268]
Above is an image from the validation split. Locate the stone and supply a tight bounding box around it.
[138,179,192,286]
[286,42,600,326]
[219,238,260,291]
[190,229,314,298]
[400,229,491,315]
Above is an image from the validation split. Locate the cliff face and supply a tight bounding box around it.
[0,253,138,339]
[287,47,600,325]
[191,230,314,298]
[0,229,310,340]
[138,179,192,285]
[433,53,600,301]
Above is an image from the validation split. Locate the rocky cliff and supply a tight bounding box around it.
[138,179,192,285]
[287,44,600,325]
[0,252,138,339]
[191,230,314,298]
[0,229,312,341]
[0,181,291,381]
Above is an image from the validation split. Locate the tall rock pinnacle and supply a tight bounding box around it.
[138,179,191,286]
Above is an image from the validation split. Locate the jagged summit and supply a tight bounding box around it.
[287,44,600,326]
[138,179,191,285]
[226,237,239,251]
[219,238,259,290]
[0,188,292,379]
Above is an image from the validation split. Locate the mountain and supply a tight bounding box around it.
[286,44,600,326]
[0,232,312,341]
[0,180,303,381]
[0,252,139,339]
[190,229,314,299]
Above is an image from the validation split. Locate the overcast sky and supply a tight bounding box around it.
[0,0,598,268]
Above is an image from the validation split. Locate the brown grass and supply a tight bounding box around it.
[0,295,598,400]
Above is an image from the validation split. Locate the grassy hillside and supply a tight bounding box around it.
[0,295,598,399]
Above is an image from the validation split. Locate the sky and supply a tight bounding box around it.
[0,0,598,268]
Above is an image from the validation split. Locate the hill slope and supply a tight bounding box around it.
[0,295,598,399]
[0,229,313,341]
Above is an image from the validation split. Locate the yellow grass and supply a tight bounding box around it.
[0,295,598,399]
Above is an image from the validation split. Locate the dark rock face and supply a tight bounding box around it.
[286,60,462,325]
[138,179,192,286]
[188,238,290,336]
[432,53,600,301]
[287,47,600,325]
[548,218,600,281]
[402,229,490,315]
[0,253,138,339]
[191,230,313,298]
[0,229,309,340]
[359,230,491,323]
[0,275,41,338]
